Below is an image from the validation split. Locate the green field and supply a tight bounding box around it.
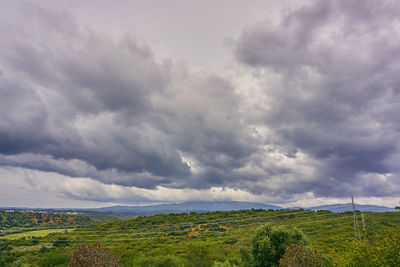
[1,209,400,266]
[3,228,76,240]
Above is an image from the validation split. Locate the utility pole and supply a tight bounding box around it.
[351,196,361,241]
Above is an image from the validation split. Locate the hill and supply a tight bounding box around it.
[89,201,397,215]
[2,208,400,266]
[91,201,282,214]
[308,203,397,212]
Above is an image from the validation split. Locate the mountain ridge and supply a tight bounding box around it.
[1,201,397,214]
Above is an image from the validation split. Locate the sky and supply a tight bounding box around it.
[1,0,400,208]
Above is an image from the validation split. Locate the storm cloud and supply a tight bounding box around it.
[1,0,400,205]
[235,0,400,197]
[0,4,256,191]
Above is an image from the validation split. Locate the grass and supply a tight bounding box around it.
[2,228,76,240]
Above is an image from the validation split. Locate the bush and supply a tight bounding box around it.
[68,243,121,267]
[52,237,70,247]
[212,260,239,267]
[336,231,400,266]
[243,223,309,267]
[137,255,183,267]
[279,244,323,267]
[40,251,70,267]
[186,245,213,267]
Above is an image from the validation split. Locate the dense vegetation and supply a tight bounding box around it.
[0,209,399,266]
[0,210,119,238]
[0,210,119,229]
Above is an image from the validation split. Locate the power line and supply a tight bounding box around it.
[77,210,315,232]
[66,212,351,238]
[42,214,353,242]
[73,208,348,234]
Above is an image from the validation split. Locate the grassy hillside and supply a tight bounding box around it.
[1,209,400,266]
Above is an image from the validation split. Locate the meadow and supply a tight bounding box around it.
[2,229,76,240]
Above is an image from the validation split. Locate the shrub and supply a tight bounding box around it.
[68,243,121,267]
[52,237,70,247]
[39,251,70,267]
[336,231,400,266]
[137,254,183,267]
[186,245,213,267]
[212,260,239,267]
[243,223,309,267]
[279,244,323,267]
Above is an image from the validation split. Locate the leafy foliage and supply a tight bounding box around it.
[0,210,118,236]
[336,231,400,267]
[136,254,183,267]
[242,223,309,267]
[186,244,213,267]
[39,250,70,267]
[212,260,239,267]
[53,237,70,247]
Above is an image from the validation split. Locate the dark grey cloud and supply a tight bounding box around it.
[0,79,51,154]
[0,4,257,192]
[235,0,400,198]
[1,1,400,204]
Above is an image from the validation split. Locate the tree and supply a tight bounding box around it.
[68,243,121,267]
[243,223,309,267]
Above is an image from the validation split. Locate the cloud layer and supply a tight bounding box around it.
[235,0,400,198]
[1,1,400,204]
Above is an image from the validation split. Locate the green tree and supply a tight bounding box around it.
[243,223,309,267]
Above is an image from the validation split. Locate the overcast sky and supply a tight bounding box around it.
[1,0,400,208]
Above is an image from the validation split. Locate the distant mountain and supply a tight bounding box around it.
[91,201,283,215]
[2,201,397,215]
[308,203,398,212]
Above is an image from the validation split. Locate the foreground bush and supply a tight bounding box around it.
[336,231,400,266]
[136,254,183,267]
[40,250,70,267]
[279,244,323,267]
[185,244,213,267]
[241,223,309,267]
[212,259,239,267]
[69,243,121,267]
